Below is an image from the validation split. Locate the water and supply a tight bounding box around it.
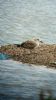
[0,0,56,45]
[0,53,10,60]
[0,0,56,100]
[0,60,56,100]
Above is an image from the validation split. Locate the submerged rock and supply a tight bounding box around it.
[0,39,56,67]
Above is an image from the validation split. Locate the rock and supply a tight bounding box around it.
[48,62,56,68]
[0,39,56,68]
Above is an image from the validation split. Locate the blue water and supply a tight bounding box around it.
[0,53,10,60]
[0,0,56,100]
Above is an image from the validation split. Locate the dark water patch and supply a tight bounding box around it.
[0,53,11,60]
[0,93,16,100]
[0,93,36,100]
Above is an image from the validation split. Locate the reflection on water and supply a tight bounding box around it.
[0,60,56,100]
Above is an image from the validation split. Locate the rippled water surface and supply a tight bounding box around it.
[0,0,56,100]
[0,60,56,100]
[0,0,56,44]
